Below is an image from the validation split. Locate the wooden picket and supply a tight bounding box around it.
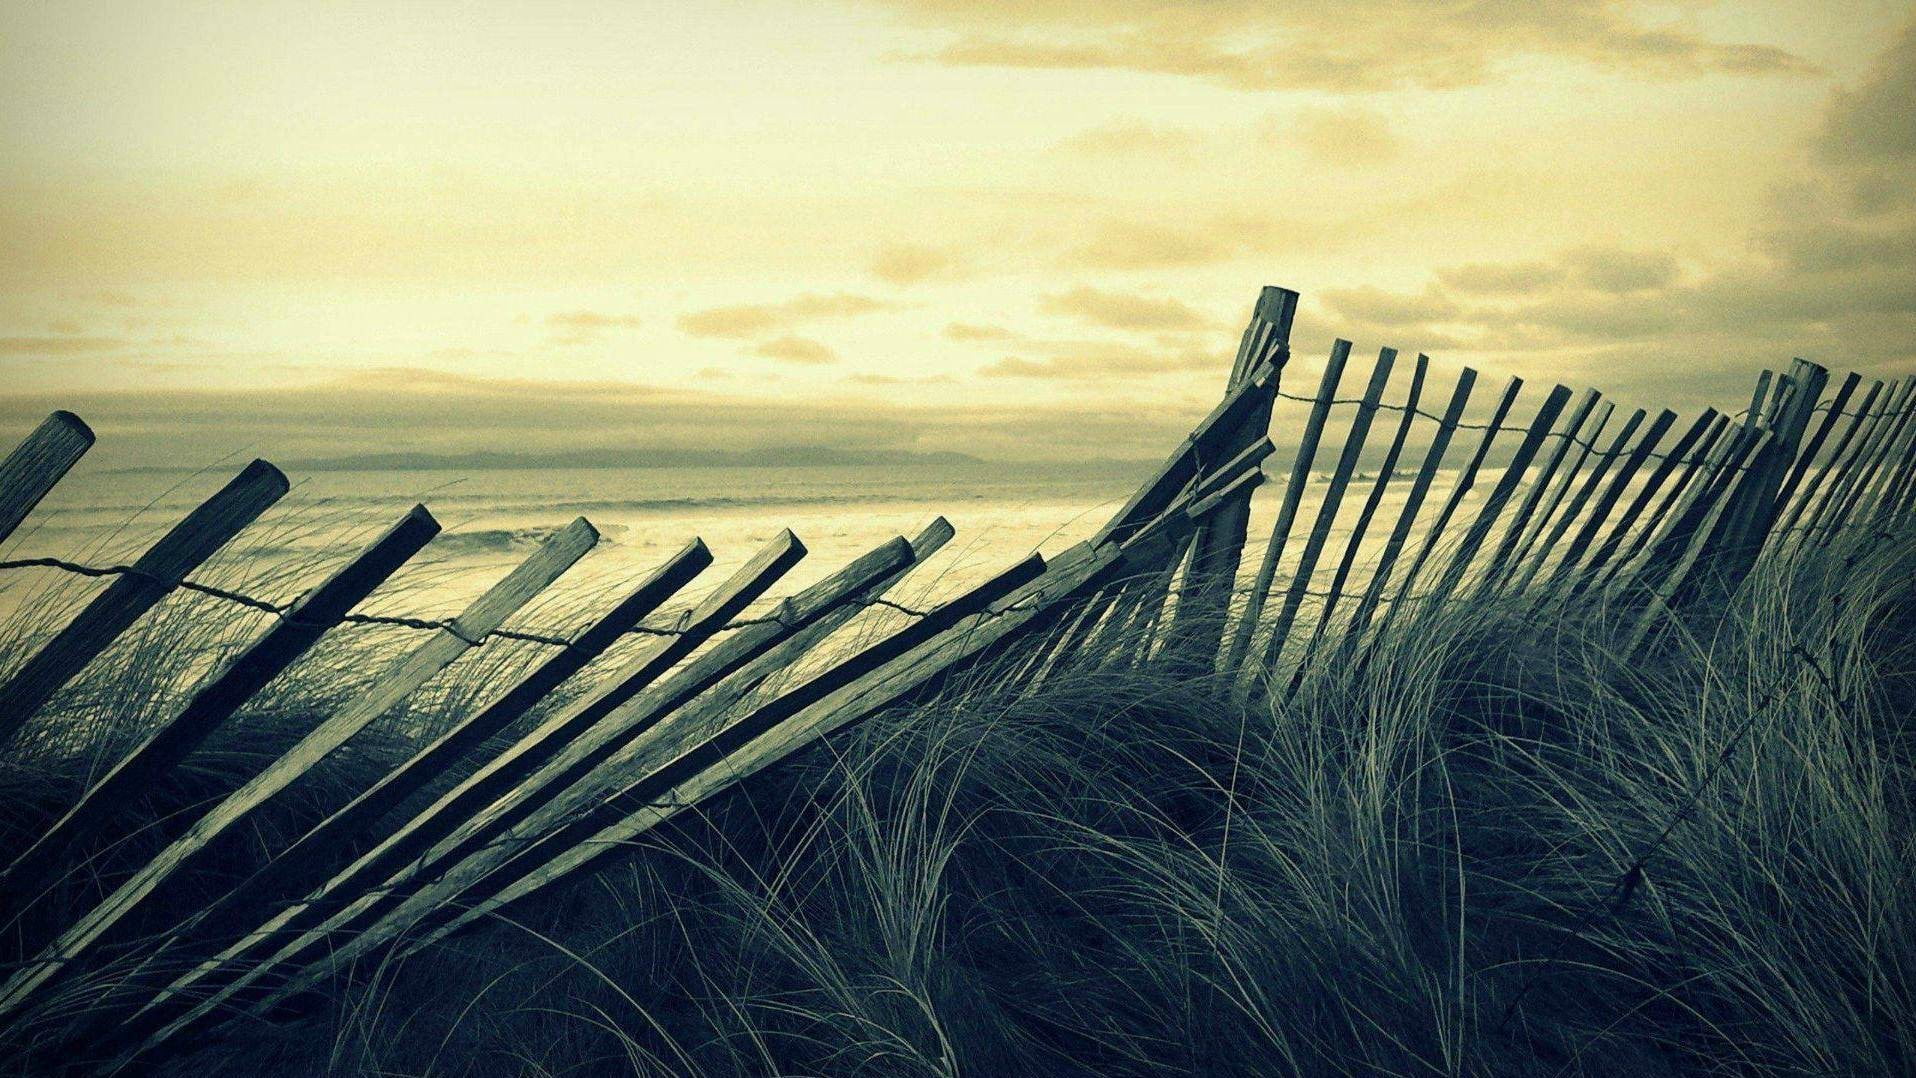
[0,459,289,744]
[0,411,93,545]
[0,282,1908,1072]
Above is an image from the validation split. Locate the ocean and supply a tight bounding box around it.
[0,459,1157,631]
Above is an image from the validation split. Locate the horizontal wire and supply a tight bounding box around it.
[0,556,955,650]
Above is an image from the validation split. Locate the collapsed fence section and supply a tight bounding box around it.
[0,284,1910,1073]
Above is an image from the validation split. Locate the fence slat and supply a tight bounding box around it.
[1807,377,1915,544]
[132,524,952,1055]
[1223,339,1353,671]
[1822,376,1916,539]
[1633,427,1778,636]
[0,459,289,744]
[1416,384,1574,612]
[0,505,442,907]
[1772,378,1885,541]
[1593,412,1731,593]
[242,551,1055,1022]
[242,491,1221,1020]
[361,533,908,918]
[1503,407,1645,599]
[152,536,713,968]
[459,491,1256,940]
[1771,371,1858,527]
[1570,408,1720,594]
[1476,388,1603,595]
[0,517,599,1023]
[1497,401,1615,588]
[1258,346,1396,673]
[1367,376,1525,640]
[0,411,94,546]
[185,531,802,968]
[1535,408,1679,597]
[1338,366,1479,654]
[417,522,974,927]
[1289,353,1430,672]
[1710,362,1828,574]
[1623,420,1769,605]
[1877,400,1916,522]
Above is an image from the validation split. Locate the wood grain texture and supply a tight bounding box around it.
[0,410,94,545]
[0,459,288,744]
[1476,387,1603,595]
[1369,376,1525,641]
[1259,346,1396,673]
[0,505,441,903]
[1337,366,1479,658]
[0,517,598,1023]
[1223,339,1353,671]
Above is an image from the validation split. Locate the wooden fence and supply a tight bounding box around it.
[0,284,1911,1072]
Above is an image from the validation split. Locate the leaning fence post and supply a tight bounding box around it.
[1222,339,1352,673]
[1416,384,1573,613]
[0,459,289,745]
[1366,376,1525,642]
[1257,346,1397,676]
[1772,378,1884,543]
[1503,406,1641,599]
[1337,365,1478,658]
[0,517,600,1025]
[145,536,714,972]
[0,506,442,910]
[1569,407,1721,597]
[1474,387,1603,597]
[1168,286,1296,665]
[1296,353,1429,669]
[1707,361,1827,576]
[0,411,94,546]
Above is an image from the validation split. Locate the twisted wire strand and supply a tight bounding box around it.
[1272,388,1909,469]
[0,556,951,649]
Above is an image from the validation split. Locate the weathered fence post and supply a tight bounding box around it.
[1166,286,1297,666]
[0,460,289,745]
[0,411,94,546]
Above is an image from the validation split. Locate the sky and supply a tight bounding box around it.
[1,0,1913,465]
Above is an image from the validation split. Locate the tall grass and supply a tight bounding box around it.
[6,523,1914,1076]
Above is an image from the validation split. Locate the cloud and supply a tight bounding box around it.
[0,367,1209,466]
[870,243,962,285]
[1321,286,1461,328]
[1040,285,1212,331]
[1069,216,1290,269]
[979,338,1217,380]
[751,335,839,364]
[1436,260,1567,295]
[845,372,958,386]
[546,311,641,330]
[1565,246,1680,293]
[678,292,891,339]
[1055,120,1201,157]
[1818,20,1916,213]
[545,310,642,344]
[943,322,1016,342]
[1285,105,1400,166]
[0,335,126,356]
[875,1,1813,93]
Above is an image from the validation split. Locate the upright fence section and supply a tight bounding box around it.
[0,284,1910,1072]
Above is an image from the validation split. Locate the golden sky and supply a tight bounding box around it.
[2,1,1912,463]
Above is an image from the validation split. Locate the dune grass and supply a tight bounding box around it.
[4,521,1914,1076]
